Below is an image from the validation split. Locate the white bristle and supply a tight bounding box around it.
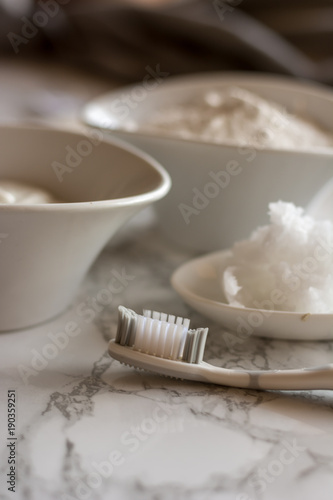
[134,314,146,351]
[115,306,208,364]
[151,319,163,354]
[167,314,175,324]
[167,325,178,359]
[141,318,153,353]
[163,323,176,358]
[156,321,169,357]
[178,328,187,360]
[170,325,184,360]
[149,319,161,356]
[183,318,190,329]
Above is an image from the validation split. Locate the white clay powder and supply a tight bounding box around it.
[222,201,333,313]
[129,87,333,150]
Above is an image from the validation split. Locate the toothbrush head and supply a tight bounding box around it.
[114,305,208,364]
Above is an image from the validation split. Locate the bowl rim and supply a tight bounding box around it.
[81,70,333,156]
[0,123,171,212]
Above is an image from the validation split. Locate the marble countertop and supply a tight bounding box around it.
[0,59,332,500]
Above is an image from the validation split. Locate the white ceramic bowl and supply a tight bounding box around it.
[0,124,170,331]
[82,72,333,252]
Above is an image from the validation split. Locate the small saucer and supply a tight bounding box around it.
[171,250,333,340]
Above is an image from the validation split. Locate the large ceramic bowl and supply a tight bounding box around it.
[82,72,333,252]
[0,124,170,331]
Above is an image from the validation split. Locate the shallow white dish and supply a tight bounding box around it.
[171,250,333,340]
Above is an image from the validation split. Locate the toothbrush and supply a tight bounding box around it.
[108,306,333,391]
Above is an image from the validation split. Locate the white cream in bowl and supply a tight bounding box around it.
[0,181,58,204]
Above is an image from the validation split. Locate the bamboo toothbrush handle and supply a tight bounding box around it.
[201,363,333,391]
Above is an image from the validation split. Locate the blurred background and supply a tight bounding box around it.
[0,0,333,121]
